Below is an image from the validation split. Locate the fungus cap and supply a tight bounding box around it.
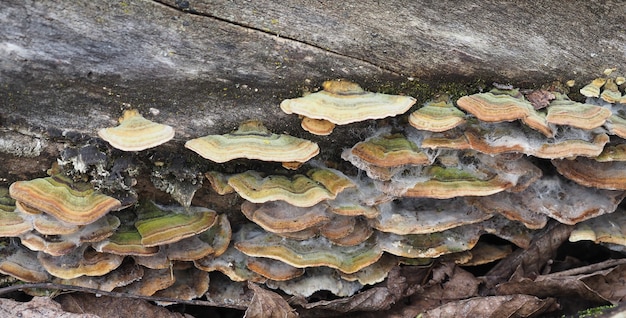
[409,99,466,132]
[185,120,319,163]
[280,80,416,125]
[98,109,174,151]
[9,173,122,226]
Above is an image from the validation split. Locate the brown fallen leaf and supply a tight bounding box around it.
[0,297,98,318]
[244,282,298,318]
[419,261,480,300]
[57,293,189,318]
[496,259,626,304]
[524,89,555,110]
[418,294,558,318]
[482,221,573,290]
[291,265,429,316]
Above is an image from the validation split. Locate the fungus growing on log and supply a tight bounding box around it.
[98,109,174,151]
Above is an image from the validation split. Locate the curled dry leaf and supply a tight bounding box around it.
[496,260,626,304]
[525,89,555,110]
[482,222,573,290]
[0,297,99,318]
[418,294,557,318]
[244,282,298,318]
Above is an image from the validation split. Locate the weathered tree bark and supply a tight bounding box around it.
[1,0,625,177]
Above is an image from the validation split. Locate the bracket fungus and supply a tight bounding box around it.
[371,198,494,235]
[409,97,467,132]
[234,224,383,274]
[185,120,319,164]
[580,78,607,98]
[4,75,626,311]
[38,245,124,279]
[457,91,554,137]
[341,132,432,181]
[553,157,626,190]
[280,79,416,134]
[98,109,175,151]
[545,99,611,130]
[569,208,626,250]
[9,168,122,226]
[227,170,339,207]
[134,201,218,247]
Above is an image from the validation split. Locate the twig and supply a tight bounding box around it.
[543,258,626,277]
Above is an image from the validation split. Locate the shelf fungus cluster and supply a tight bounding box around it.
[3,77,626,307]
[0,167,230,301]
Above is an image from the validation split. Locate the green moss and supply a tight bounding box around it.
[428,166,477,181]
[572,304,615,318]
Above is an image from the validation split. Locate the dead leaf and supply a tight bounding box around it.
[420,261,480,300]
[496,260,626,304]
[57,293,188,318]
[524,90,555,110]
[482,221,573,290]
[0,297,98,318]
[418,294,558,318]
[244,282,298,318]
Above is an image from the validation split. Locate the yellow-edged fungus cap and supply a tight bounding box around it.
[98,109,174,151]
[280,79,416,125]
[186,120,319,164]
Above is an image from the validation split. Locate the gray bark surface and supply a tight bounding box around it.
[1,0,625,175]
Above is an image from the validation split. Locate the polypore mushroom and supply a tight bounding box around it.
[462,121,609,159]
[385,151,541,199]
[469,176,625,226]
[553,157,626,190]
[0,206,32,237]
[185,119,319,164]
[114,267,175,296]
[54,260,144,292]
[98,109,174,151]
[265,267,363,297]
[341,132,432,180]
[409,97,466,132]
[227,171,335,208]
[545,99,611,129]
[152,266,210,301]
[371,197,493,235]
[569,207,626,249]
[241,201,330,234]
[194,244,266,283]
[38,245,124,279]
[579,78,607,98]
[600,79,622,103]
[456,92,554,137]
[19,214,120,256]
[163,214,231,261]
[596,144,626,162]
[321,216,373,246]
[339,253,399,285]
[280,79,416,134]
[9,167,122,225]
[0,241,50,282]
[134,201,218,247]
[246,257,305,281]
[234,224,382,274]
[300,117,336,135]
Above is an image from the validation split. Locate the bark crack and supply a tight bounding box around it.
[151,0,401,76]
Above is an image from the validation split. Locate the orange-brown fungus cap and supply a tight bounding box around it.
[9,172,122,226]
